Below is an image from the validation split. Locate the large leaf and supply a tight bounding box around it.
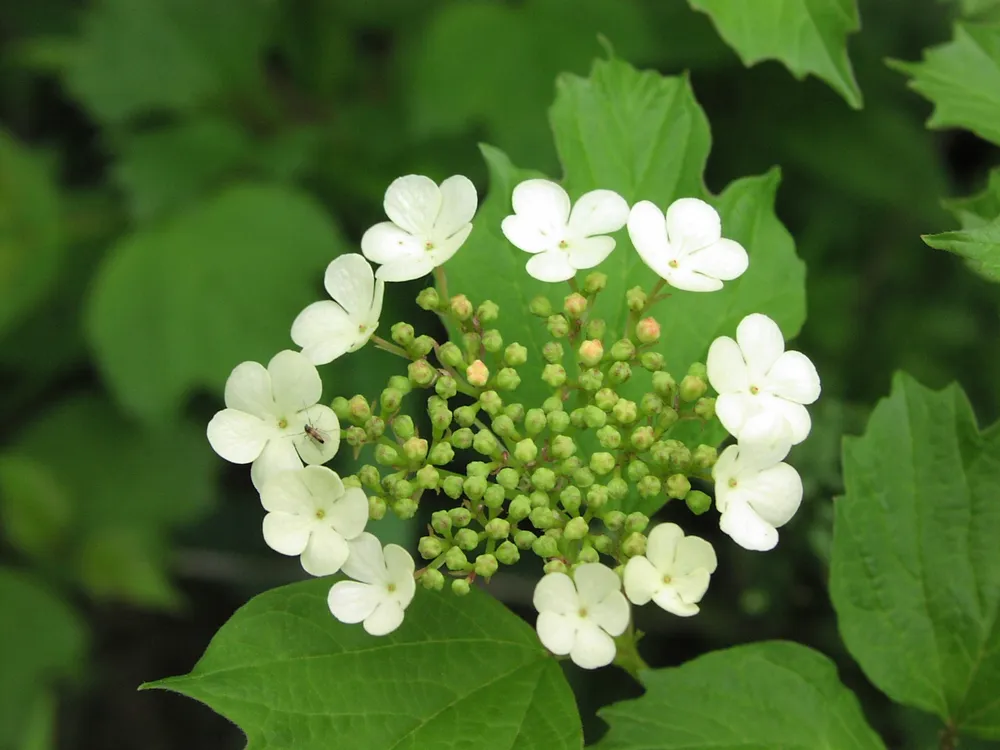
[86,183,347,422]
[688,0,863,109]
[594,641,885,749]
[830,373,1000,740]
[889,23,1000,147]
[943,167,1000,229]
[147,577,582,750]
[923,219,1000,283]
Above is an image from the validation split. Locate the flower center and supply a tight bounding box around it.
[558,239,569,250]
[578,607,588,618]
[749,384,760,395]
[668,259,679,268]
[728,478,738,488]
[424,241,435,251]
[277,417,289,429]
[315,509,326,520]
[358,323,368,334]
[387,583,397,593]
[662,574,672,584]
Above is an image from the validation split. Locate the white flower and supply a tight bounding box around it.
[712,416,803,551]
[260,466,368,576]
[532,563,629,669]
[627,197,748,292]
[327,532,416,636]
[206,350,340,490]
[361,174,478,282]
[623,523,717,616]
[291,254,384,365]
[707,312,821,444]
[501,179,629,282]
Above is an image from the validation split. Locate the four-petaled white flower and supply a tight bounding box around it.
[328,532,416,636]
[206,350,341,490]
[707,312,821,444]
[501,179,629,283]
[533,563,630,669]
[623,523,717,616]
[291,254,384,365]
[260,466,368,576]
[361,174,478,282]
[628,197,748,292]
[712,415,803,551]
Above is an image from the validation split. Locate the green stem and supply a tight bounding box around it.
[613,623,649,681]
[372,335,410,359]
[435,265,450,302]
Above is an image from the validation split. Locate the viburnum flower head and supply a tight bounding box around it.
[501,179,629,282]
[627,197,748,292]
[707,312,821,444]
[260,466,367,576]
[206,350,340,490]
[711,414,803,552]
[361,174,478,282]
[291,254,383,365]
[533,563,629,669]
[623,523,717,616]
[328,532,416,636]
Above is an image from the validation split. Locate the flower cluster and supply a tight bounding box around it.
[205,172,820,670]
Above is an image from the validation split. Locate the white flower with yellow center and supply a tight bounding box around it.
[623,523,717,616]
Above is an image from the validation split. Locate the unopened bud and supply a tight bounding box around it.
[590,452,616,476]
[630,425,655,451]
[636,316,660,343]
[331,396,351,420]
[365,416,385,440]
[504,343,528,367]
[686,489,712,515]
[596,425,621,449]
[680,374,707,402]
[607,477,628,502]
[492,414,517,439]
[621,531,647,558]
[408,359,436,387]
[496,467,520,490]
[380,387,402,414]
[374,442,399,466]
[368,495,387,520]
[496,540,520,565]
[428,441,455,466]
[454,405,478,427]
[612,399,637,424]
[641,392,664,416]
[451,578,472,596]
[434,376,457,400]
[578,339,603,367]
[482,329,503,353]
[515,438,538,463]
[695,397,716,420]
[544,559,569,575]
[438,341,465,368]
[547,314,570,338]
[626,285,647,312]
[450,427,473,450]
[431,510,452,534]
[392,415,415,441]
[463,475,487,500]
[466,359,489,387]
[608,361,631,385]
[542,342,564,363]
[485,518,510,540]
[455,528,479,551]
[391,321,415,346]
[529,295,553,317]
[445,545,469,570]
[564,517,589,541]
[586,318,607,340]
[586,484,609,510]
[509,495,532,521]
[603,510,626,531]
[415,465,440,489]
[402,437,428,463]
[514,529,537,549]
[416,287,441,311]
[547,410,570,433]
[477,300,499,323]
[594,388,619,412]
[530,507,558,530]
[583,405,607,429]
[551,435,576,459]
[584,271,607,294]
[496,367,521,391]
[392,496,418,519]
[564,293,588,318]
[610,339,636,361]
[410,335,435,358]
[419,535,446,559]
[693,444,718,470]
[640,351,665,371]
[442,475,464,499]
[542,364,567,388]
[532,535,559,558]
[579,368,603,391]
[525,408,546,435]
[348,395,371,424]
[420,568,445,590]
[572,467,595,488]
[652,371,676,398]
[638,475,662,498]
[626,459,649,482]
[479,390,503,416]
[657,407,679,431]
[504,403,524,422]
[450,294,473,320]
[484,484,505,509]
[666,473,691,499]
[531,468,556,492]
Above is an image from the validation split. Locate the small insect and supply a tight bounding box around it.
[303,422,328,445]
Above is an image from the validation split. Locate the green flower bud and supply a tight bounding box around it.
[342,474,362,490]
[463,475,487,500]
[450,427,473,450]
[348,395,371,424]
[419,535,446,559]
[359,464,381,490]
[586,318,607,341]
[630,425,655,451]
[544,559,569,575]
[559,457,583,476]
[695,397,716,420]
[680,373,707,402]
[390,415,413,441]
[492,414,517,439]
[482,329,503,353]
[531,467,556,492]
[579,368,603,391]
[420,568,445,590]
[541,395,562,413]
[504,403,525,422]
[434,376,458,400]
[529,295,553,317]
[514,529,538,549]
[451,578,472,596]
[374,442,400,466]
[368,495,387,520]
[668,441,692,472]
[408,359,436,388]
[365,416,386,440]
[547,314,570,338]
[657,407,679,431]
[455,528,479,551]
[388,375,412,395]
[626,285,647,312]
[541,364,567,388]
[547,410,571,433]
[479,390,503,416]
[402,437,428,463]
[391,477,415,500]
[466,359,489,387]
[428,441,455,466]
[483,484,505,509]
[608,361,632,386]
[564,292,588,318]
[513,438,537,464]
[496,467,520,490]
[640,351,666,372]
[607,477,629,501]
[415,465,440,489]
[431,510,452,534]
[640,392,664,416]
[686,489,712,515]
[578,339,603,367]
[442,475,464,499]
[466,462,491,477]
[331,396,351,420]
[564,516,589,541]
[438,341,465,369]
[454,404,478,428]
[477,300,500,323]
[530,507,558,530]
[410,335,435,358]
[496,367,521,391]
[638,475,662,498]
[504,343,528,367]
[416,286,441,311]
[583,405,606,429]
[612,399,638,424]
[666,473,691,500]
[524,408,547,436]
[496,540,520,565]
[542,342,564,363]
[560,485,582,514]
[590,452,616,476]
[530,491,550,508]
[652,371,676,398]
[626,459,650,482]
[594,388,619,412]
[610,339,636,362]
[621,531,647,558]
[603,510,626,531]
[596,425,622,450]
[592,534,613,554]
[577,545,600,564]
[693,444,718,470]
[636,316,660,344]
[445,545,469,571]
[450,294,473,320]
[572,467,595,488]
[551,435,577,459]
[485,518,510,540]
[532,534,559,558]
[392,497,418,519]
[380,387,403,414]
[650,441,671,466]
[586,484,609,510]
[583,271,607,293]
[509,495,532,521]
[625,512,650,534]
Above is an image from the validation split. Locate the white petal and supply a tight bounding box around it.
[687,238,748,281]
[384,544,417,607]
[291,301,356,366]
[426,223,472,268]
[712,444,740,490]
[720,500,779,551]
[536,611,576,656]
[651,586,700,617]
[673,536,718,576]
[511,179,571,230]
[291,404,341,465]
[267,350,321,415]
[328,581,382,624]
[250,438,303,491]
[671,569,711,606]
[573,563,621,609]
[715,392,757,438]
[502,215,554,253]
[567,236,616,270]
[532,572,578,615]
[526,251,576,282]
[361,222,425,264]
[707,336,749,395]
[260,468,316,514]
[627,201,673,277]
[567,189,629,237]
[664,266,724,292]
[384,175,440,236]
[300,525,350,576]
[206,409,269,464]
[590,590,629,637]
[261,512,312,556]
[736,314,785,380]
[645,523,683,574]
[375,254,437,282]
[326,486,369,540]
[569,621,616,669]
[365,280,385,338]
[759,396,812,445]
[224,360,275,417]
[766,351,821,404]
[323,254,375,320]
[623,557,660,605]
[433,175,478,239]
[342,532,388,585]
[364,600,406,636]
[297,463,346,506]
[665,197,721,254]
[736,412,794,467]
[743,463,803,528]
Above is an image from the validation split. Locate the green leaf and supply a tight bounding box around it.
[0,129,63,340]
[86,183,348,422]
[0,569,86,747]
[0,455,72,562]
[688,0,863,109]
[65,0,273,122]
[943,167,1000,229]
[889,23,1000,147]
[923,218,1000,283]
[830,373,1000,740]
[594,641,885,749]
[146,577,582,750]
[952,0,1000,19]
